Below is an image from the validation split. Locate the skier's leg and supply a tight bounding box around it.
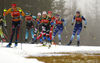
[34,23,38,40]
[24,23,30,43]
[36,32,43,40]
[15,20,21,46]
[49,26,53,42]
[52,27,58,40]
[46,26,50,42]
[24,29,29,43]
[42,26,47,45]
[34,28,37,40]
[7,21,16,47]
[41,26,46,40]
[77,27,82,46]
[39,24,43,43]
[36,24,43,40]
[31,25,34,42]
[31,25,43,44]
[67,27,77,45]
[58,28,63,45]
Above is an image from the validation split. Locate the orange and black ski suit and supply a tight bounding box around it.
[3,7,25,43]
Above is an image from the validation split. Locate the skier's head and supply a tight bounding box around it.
[25,11,30,16]
[48,11,52,16]
[11,2,17,10]
[55,14,59,20]
[76,11,80,16]
[37,12,41,18]
[42,11,47,18]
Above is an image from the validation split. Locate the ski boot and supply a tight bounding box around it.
[23,39,27,43]
[43,40,47,46]
[58,41,61,45]
[67,41,72,46]
[77,41,80,46]
[6,42,12,47]
[15,41,18,47]
[40,42,43,44]
[31,39,37,44]
[15,44,18,47]
[48,42,52,49]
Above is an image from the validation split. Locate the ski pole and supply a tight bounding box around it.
[65,29,69,33]
[64,27,69,33]
[3,8,7,20]
[19,9,23,50]
[4,33,8,39]
[86,29,95,39]
[4,27,9,38]
[2,8,7,45]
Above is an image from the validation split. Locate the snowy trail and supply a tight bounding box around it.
[0,42,100,63]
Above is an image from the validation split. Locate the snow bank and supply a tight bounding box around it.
[0,42,100,63]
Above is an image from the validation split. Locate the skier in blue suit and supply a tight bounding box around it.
[67,11,87,46]
[52,14,67,45]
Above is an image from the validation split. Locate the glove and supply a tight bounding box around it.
[84,25,86,28]
[4,26,7,28]
[71,23,74,25]
[64,27,66,30]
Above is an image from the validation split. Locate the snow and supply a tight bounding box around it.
[0,42,100,63]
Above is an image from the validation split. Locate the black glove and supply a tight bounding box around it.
[71,23,74,25]
[4,26,7,28]
[84,26,86,28]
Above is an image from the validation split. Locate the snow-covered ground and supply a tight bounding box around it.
[0,42,100,63]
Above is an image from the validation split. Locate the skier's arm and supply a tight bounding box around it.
[61,18,66,27]
[72,16,75,23]
[3,8,11,16]
[32,15,36,21]
[32,15,36,20]
[82,16,87,26]
[64,20,67,27]
[19,8,25,17]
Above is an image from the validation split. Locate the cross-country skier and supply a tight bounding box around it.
[34,12,43,43]
[47,11,55,44]
[0,15,7,42]
[32,11,53,46]
[52,14,67,45]
[24,11,36,43]
[67,11,87,46]
[3,3,25,47]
